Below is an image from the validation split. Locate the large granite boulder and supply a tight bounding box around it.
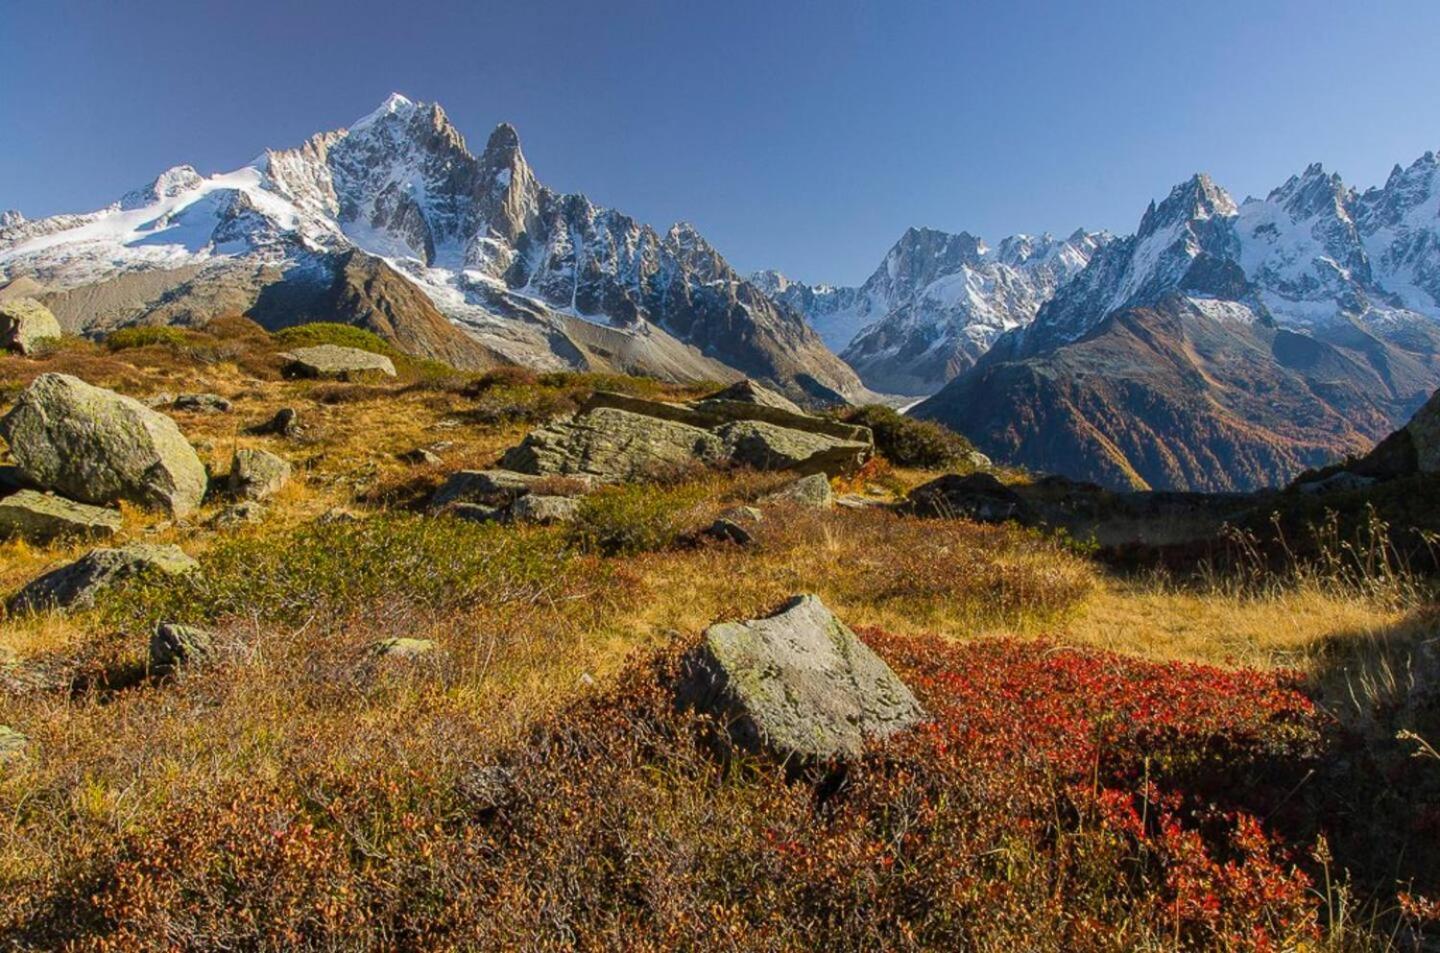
[9,543,198,614]
[0,373,207,516]
[0,298,62,355]
[499,389,872,483]
[226,448,291,501]
[502,406,727,482]
[677,594,924,762]
[0,490,122,543]
[280,345,396,379]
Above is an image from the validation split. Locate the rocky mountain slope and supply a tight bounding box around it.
[0,95,864,404]
[757,227,1108,395]
[915,155,1440,490]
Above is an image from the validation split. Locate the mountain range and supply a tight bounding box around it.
[913,159,1440,490]
[4,93,1440,490]
[0,94,865,406]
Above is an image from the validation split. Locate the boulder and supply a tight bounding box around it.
[226,448,291,501]
[280,345,396,379]
[211,500,266,528]
[0,726,26,763]
[249,407,301,437]
[173,393,232,413]
[501,406,726,482]
[431,468,593,508]
[398,447,442,466]
[719,505,763,524]
[677,594,923,762]
[373,637,439,660]
[505,494,580,525]
[702,518,754,546]
[149,623,216,675]
[9,543,198,614]
[904,472,1031,524]
[762,473,834,509]
[0,373,207,516]
[694,379,805,415]
[0,297,62,355]
[719,420,869,475]
[0,490,122,543]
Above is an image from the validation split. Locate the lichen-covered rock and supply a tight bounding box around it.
[173,393,232,413]
[719,505,763,524]
[501,407,726,482]
[149,623,216,675]
[431,468,593,508]
[694,379,805,415]
[373,637,439,660]
[0,373,207,516]
[280,345,396,379]
[227,448,291,501]
[211,500,267,528]
[0,490,122,543]
[0,297,62,355]
[249,407,301,437]
[677,594,924,762]
[718,420,869,475]
[504,494,580,525]
[398,447,442,466]
[763,473,834,509]
[702,517,754,545]
[9,543,199,614]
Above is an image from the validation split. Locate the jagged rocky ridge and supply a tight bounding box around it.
[916,157,1440,491]
[0,95,864,405]
[756,227,1108,395]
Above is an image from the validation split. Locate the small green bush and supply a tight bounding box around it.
[99,514,575,629]
[842,404,976,469]
[569,482,711,556]
[271,322,397,357]
[105,325,192,351]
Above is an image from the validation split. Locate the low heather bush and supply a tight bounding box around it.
[841,404,976,469]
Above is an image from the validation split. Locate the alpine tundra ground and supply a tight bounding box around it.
[0,318,1437,950]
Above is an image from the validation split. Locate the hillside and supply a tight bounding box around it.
[0,325,1436,949]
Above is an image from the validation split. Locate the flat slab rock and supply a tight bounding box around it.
[0,489,122,543]
[678,594,924,762]
[9,543,198,614]
[280,345,396,379]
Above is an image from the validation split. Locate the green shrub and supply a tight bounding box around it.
[270,322,397,357]
[105,325,193,351]
[842,404,976,469]
[99,514,575,629]
[568,482,711,556]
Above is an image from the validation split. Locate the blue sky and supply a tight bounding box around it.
[2,0,1438,284]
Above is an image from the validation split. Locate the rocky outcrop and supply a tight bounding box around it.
[503,494,580,525]
[676,594,923,762]
[9,543,198,614]
[499,385,871,483]
[0,297,62,354]
[430,469,593,509]
[149,623,216,676]
[226,448,291,501]
[0,490,122,543]
[280,344,396,379]
[0,373,207,516]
